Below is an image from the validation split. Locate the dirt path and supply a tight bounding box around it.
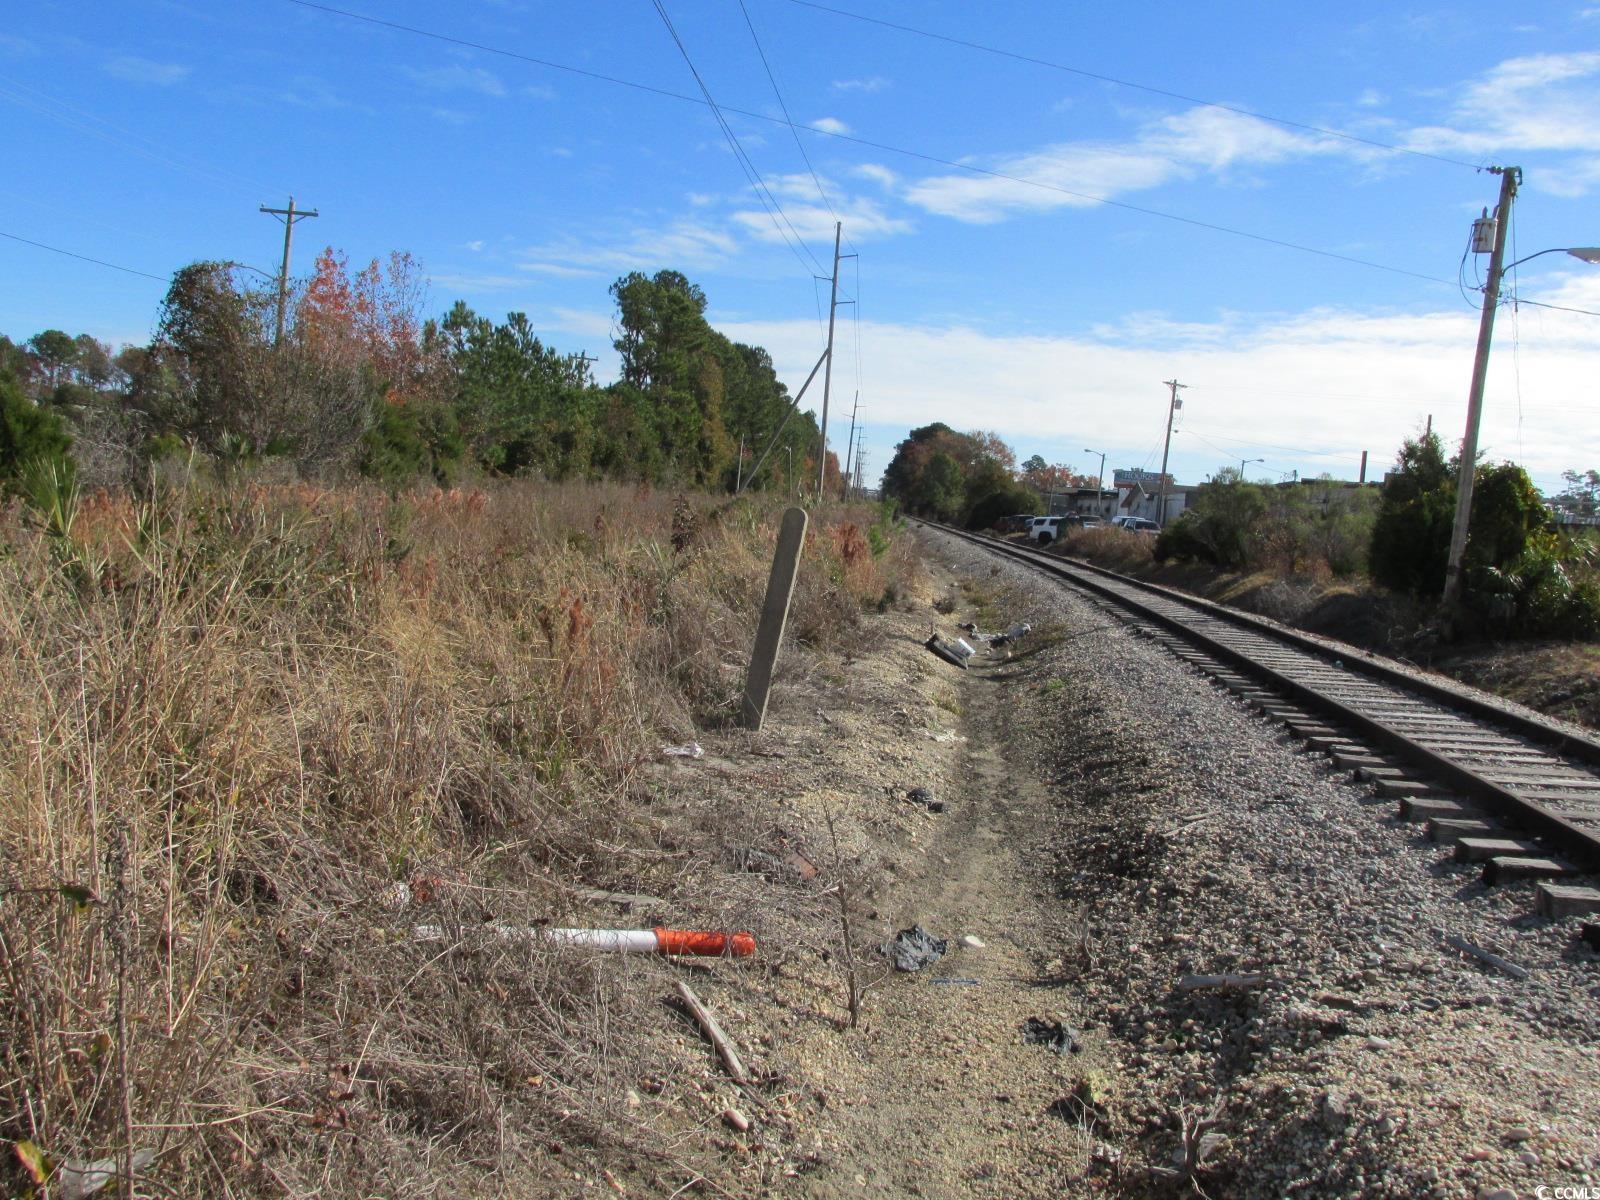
[620,530,1599,1200]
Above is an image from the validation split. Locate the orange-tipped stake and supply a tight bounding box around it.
[654,928,758,958]
[416,924,757,958]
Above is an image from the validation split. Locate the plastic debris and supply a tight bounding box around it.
[1023,1016,1081,1055]
[416,924,757,957]
[880,924,949,972]
[661,742,704,759]
[924,634,973,669]
[907,786,944,813]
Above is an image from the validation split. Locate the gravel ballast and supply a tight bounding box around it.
[924,527,1600,1199]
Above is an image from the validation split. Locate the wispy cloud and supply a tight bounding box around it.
[902,106,1344,223]
[831,76,888,93]
[403,63,507,98]
[810,116,850,135]
[527,220,740,274]
[104,55,190,86]
[0,33,38,58]
[1405,50,1600,173]
[465,240,484,252]
[729,172,912,243]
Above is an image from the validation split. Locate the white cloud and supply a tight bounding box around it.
[831,76,888,93]
[729,172,913,243]
[527,220,740,274]
[853,163,899,189]
[1406,51,1600,165]
[1356,88,1386,108]
[719,280,1600,492]
[902,106,1344,223]
[810,116,850,135]
[403,64,507,98]
[104,55,190,86]
[465,240,484,252]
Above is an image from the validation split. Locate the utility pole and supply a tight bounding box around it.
[843,389,860,500]
[736,434,745,493]
[816,221,856,497]
[1442,166,1519,610]
[1158,379,1187,525]
[259,197,318,346]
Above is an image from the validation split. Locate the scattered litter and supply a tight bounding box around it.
[924,634,974,669]
[992,622,1032,648]
[1443,934,1530,980]
[380,880,412,911]
[960,934,986,949]
[925,730,966,744]
[53,1149,157,1200]
[738,847,817,884]
[957,621,1032,647]
[1023,1016,1081,1055]
[415,924,756,958]
[880,924,949,972]
[675,980,751,1084]
[722,1107,752,1132]
[1177,972,1267,991]
[906,786,945,813]
[660,742,704,759]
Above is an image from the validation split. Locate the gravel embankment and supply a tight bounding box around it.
[926,528,1600,1200]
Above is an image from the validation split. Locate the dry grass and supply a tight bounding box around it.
[0,476,914,1197]
[1057,526,1158,572]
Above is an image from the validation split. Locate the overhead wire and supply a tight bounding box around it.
[280,0,1458,288]
[782,0,1485,172]
[649,0,828,280]
[0,229,171,282]
[0,72,281,198]
[735,0,841,227]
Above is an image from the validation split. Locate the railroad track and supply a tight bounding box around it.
[922,521,1600,934]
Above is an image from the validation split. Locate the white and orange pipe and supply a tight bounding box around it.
[416,924,757,958]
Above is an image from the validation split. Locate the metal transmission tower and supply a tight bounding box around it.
[1158,379,1187,525]
[259,197,318,346]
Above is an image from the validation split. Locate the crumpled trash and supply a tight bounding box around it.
[907,786,944,813]
[880,924,949,972]
[661,742,704,759]
[992,622,1031,648]
[1023,1016,1081,1055]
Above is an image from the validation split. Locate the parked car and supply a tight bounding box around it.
[996,513,1037,534]
[1117,517,1162,533]
[1078,518,1103,530]
[1029,515,1079,544]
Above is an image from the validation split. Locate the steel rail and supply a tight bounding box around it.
[922,522,1600,870]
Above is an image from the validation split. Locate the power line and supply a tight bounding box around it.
[0,72,280,198]
[280,0,1456,288]
[783,0,1484,172]
[0,229,170,282]
[649,0,828,280]
[736,0,842,227]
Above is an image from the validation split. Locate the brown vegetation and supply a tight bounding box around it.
[0,477,914,1197]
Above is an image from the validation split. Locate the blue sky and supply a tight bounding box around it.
[4,1,1599,492]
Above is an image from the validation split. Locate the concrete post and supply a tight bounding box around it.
[741,507,808,730]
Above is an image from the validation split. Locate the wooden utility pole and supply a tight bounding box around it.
[259,197,318,346]
[1158,378,1187,525]
[817,221,843,497]
[1442,167,1519,609]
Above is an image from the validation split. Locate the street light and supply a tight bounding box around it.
[1441,159,1600,607]
[1084,447,1107,515]
[1238,457,1265,478]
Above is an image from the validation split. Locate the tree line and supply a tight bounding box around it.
[0,253,835,494]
